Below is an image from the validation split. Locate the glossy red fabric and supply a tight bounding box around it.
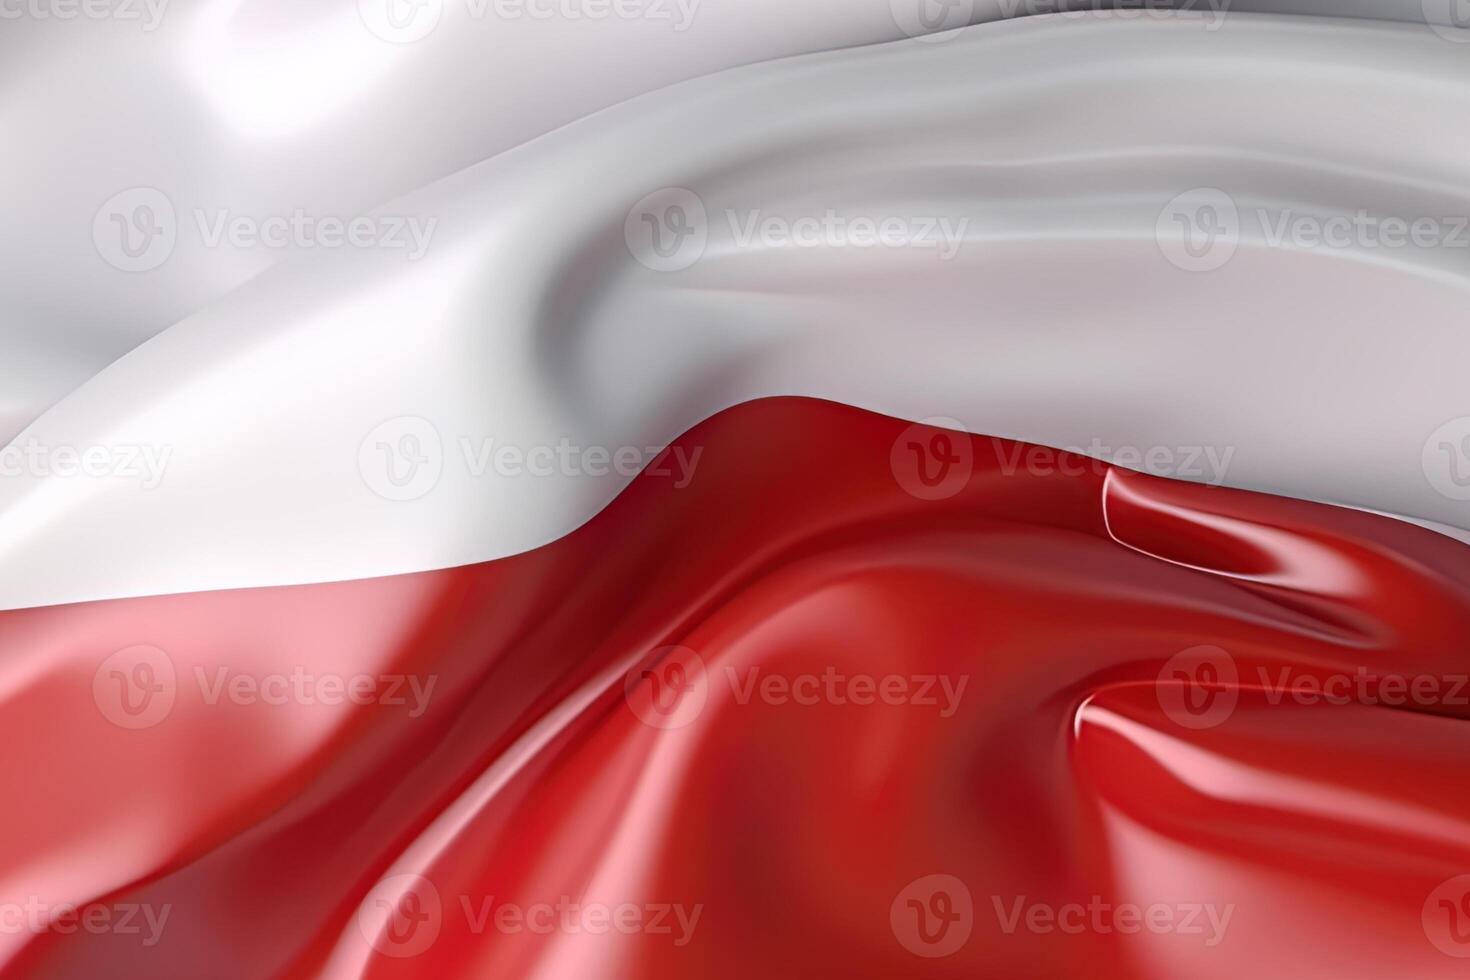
[3,397,1469,978]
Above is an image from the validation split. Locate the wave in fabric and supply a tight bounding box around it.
[8,5,1470,978]
[4,400,1470,977]
[6,13,1470,610]
[2,0,1456,439]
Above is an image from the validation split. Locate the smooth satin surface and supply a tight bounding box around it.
[9,7,1470,978]
[3,0,1458,439]
[5,12,1470,609]
[5,399,1470,977]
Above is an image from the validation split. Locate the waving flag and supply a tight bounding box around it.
[5,3,1470,977]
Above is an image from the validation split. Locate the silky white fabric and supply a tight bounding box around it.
[0,0,1458,437]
